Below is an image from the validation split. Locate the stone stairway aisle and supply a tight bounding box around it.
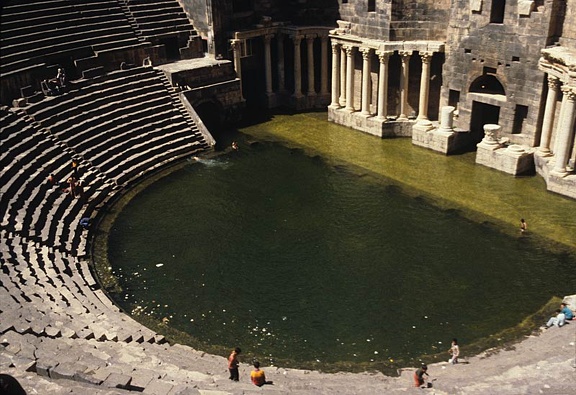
[153,68,212,150]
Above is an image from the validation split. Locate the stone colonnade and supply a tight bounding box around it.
[231,28,331,106]
[328,41,440,125]
[536,75,576,177]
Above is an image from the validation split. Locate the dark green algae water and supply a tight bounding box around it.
[99,112,576,374]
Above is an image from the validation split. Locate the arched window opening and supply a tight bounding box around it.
[490,0,506,23]
[469,75,506,96]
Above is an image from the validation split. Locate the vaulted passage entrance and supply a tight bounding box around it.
[470,101,501,148]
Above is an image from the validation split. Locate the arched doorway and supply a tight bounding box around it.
[194,100,234,151]
[468,75,506,148]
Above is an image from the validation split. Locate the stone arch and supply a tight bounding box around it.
[469,74,506,96]
[193,99,231,150]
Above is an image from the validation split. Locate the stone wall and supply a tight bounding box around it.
[390,0,451,41]
[339,0,392,40]
[441,0,555,146]
[558,0,576,47]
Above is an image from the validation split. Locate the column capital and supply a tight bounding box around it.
[400,50,412,59]
[306,34,317,40]
[376,50,392,62]
[290,34,303,43]
[360,47,372,60]
[331,41,340,53]
[230,39,242,49]
[420,51,433,63]
[263,34,274,43]
[343,45,355,57]
[547,75,560,90]
[561,86,576,101]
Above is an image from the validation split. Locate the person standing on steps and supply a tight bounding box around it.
[228,347,241,381]
[448,338,460,364]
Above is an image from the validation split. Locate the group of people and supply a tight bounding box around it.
[42,67,66,96]
[48,161,84,198]
[227,347,273,387]
[413,338,460,388]
[545,302,574,328]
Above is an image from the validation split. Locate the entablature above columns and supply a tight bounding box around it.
[233,25,331,41]
[539,46,576,86]
[328,35,445,55]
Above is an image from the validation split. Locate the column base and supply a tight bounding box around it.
[550,169,568,178]
[535,148,552,157]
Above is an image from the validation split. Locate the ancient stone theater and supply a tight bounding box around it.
[1,0,575,393]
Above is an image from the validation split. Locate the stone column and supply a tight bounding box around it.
[277,35,286,93]
[306,36,316,97]
[292,35,303,98]
[553,87,568,155]
[417,52,432,123]
[330,41,341,108]
[537,76,560,156]
[360,47,372,116]
[551,87,576,176]
[376,51,390,120]
[436,106,456,134]
[320,36,329,97]
[398,51,411,120]
[339,46,347,106]
[230,39,243,97]
[345,45,355,112]
[571,138,576,170]
[478,124,503,149]
[263,34,273,96]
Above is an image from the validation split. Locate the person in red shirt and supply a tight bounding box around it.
[228,347,241,381]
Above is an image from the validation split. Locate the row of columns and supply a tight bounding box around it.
[231,34,330,100]
[537,76,576,176]
[330,43,434,123]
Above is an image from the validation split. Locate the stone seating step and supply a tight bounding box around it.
[76,105,178,155]
[2,18,132,50]
[36,75,163,126]
[139,25,194,37]
[26,67,155,118]
[128,3,183,14]
[45,85,167,136]
[1,1,125,24]
[65,95,175,150]
[87,119,186,167]
[1,11,130,39]
[130,11,187,24]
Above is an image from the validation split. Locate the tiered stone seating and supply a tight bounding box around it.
[123,0,195,39]
[0,0,143,76]
[0,67,221,392]
[24,67,209,186]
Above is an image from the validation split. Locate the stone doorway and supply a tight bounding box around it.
[470,101,500,148]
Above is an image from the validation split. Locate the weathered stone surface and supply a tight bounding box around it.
[129,368,161,390]
[102,372,132,389]
[167,384,201,395]
[143,379,175,395]
[50,361,88,380]
[35,358,58,377]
